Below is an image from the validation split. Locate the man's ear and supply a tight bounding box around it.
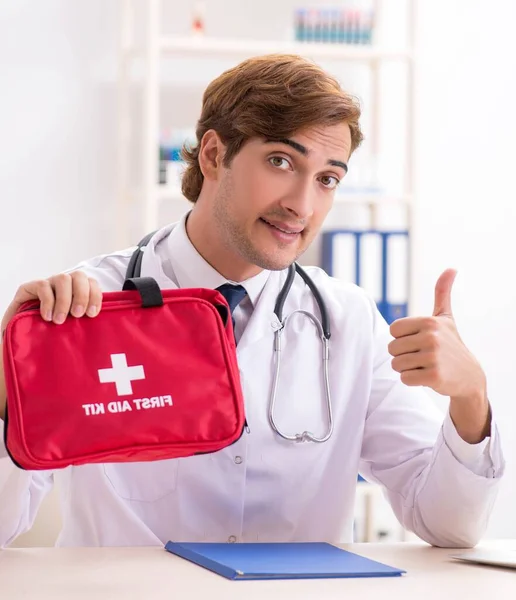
[198,130,226,181]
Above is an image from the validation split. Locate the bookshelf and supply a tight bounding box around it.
[156,35,410,62]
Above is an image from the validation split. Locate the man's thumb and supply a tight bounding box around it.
[433,269,457,317]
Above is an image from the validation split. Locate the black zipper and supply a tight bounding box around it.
[3,404,25,470]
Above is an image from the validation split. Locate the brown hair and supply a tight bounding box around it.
[181,53,363,203]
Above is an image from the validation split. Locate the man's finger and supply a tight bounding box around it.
[70,272,91,318]
[1,281,54,333]
[399,367,430,387]
[392,350,434,373]
[33,280,56,323]
[433,268,457,317]
[86,277,102,317]
[390,316,434,339]
[48,274,73,324]
[388,334,424,357]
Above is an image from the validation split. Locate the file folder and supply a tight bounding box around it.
[164,541,405,580]
[321,229,409,324]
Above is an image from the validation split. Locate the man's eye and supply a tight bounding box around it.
[269,157,290,170]
[320,175,340,189]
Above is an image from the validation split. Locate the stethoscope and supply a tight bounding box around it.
[127,230,334,444]
[269,262,334,444]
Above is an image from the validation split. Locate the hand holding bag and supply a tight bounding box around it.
[3,275,246,470]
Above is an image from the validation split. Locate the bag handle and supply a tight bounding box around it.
[122,277,163,308]
[124,231,228,323]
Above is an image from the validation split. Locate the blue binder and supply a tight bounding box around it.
[321,229,409,324]
[381,231,409,323]
[164,541,405,580]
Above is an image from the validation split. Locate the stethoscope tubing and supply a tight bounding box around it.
[269,263,334,443]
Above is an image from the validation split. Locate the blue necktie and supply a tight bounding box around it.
[216,284,247,332]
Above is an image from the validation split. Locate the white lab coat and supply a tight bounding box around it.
[0,215,504,548]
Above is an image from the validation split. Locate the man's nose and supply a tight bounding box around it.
[280,179,315,221]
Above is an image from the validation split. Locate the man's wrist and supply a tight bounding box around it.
[449,392,491,444]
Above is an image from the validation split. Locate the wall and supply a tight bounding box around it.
[413,0,516,539]
[0,0,120,547]
[0,0,119,312]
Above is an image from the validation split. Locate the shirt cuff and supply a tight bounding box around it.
[442,410,495,477]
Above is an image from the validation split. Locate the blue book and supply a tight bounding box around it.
[164,541,405,580]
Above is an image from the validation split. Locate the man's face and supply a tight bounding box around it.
[212,122,352,272]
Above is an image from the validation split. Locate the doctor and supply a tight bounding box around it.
[0,54,504,548]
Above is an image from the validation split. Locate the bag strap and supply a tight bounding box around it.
[122,278,163,308]
[126,231,157,279]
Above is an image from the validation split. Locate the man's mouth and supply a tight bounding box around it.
[260,218,304,235]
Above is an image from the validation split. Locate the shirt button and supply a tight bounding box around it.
[234,456,243,465]
[228,535,237,543]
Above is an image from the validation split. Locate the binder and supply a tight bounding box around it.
[359,232,383,305]
[321,229,409,324]
[383,232,409,323]
[164,541,405,580]
[321,230,358,284]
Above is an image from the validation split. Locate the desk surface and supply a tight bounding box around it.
[1,541,515,600]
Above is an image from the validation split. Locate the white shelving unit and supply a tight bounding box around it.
[116,0,415,543]
[159,35,411,61]
[116,0,415,247]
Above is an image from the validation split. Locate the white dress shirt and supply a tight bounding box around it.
[0,213,505,548]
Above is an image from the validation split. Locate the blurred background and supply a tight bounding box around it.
[1,0,515,546]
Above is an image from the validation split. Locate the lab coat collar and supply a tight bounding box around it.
[164,211,270,308]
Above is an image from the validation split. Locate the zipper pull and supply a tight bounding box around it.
[244,419,250,434]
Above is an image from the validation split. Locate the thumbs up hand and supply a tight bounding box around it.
[388,269,490,443]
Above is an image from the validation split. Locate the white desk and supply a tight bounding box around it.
[1,541,515,600]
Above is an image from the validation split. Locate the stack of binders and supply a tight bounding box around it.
[321,229,409,324]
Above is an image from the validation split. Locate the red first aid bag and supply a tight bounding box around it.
[2,276,246,470]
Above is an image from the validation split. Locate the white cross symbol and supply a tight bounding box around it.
[98,353,145,396]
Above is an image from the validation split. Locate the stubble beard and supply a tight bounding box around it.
[212,173,302,272]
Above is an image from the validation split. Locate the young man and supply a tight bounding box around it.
[0,54,504,548]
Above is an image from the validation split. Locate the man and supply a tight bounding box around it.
[0,54,504,548]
